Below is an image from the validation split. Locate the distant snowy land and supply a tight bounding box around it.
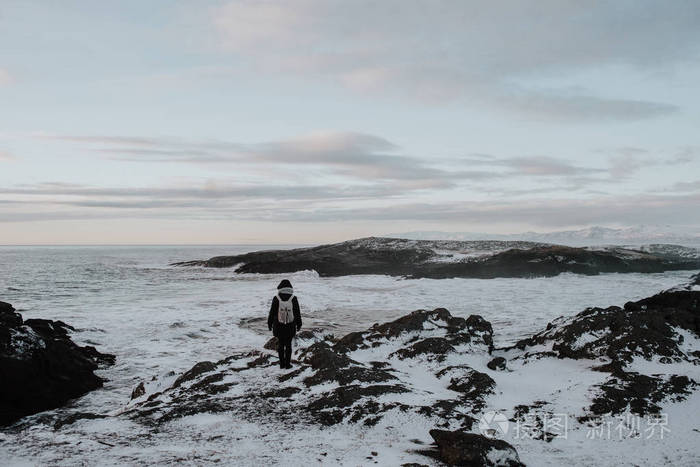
[388,226,700,247]
[173,236,700,279]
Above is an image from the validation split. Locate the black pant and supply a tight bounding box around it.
[276,323,295,367]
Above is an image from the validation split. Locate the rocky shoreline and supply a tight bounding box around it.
[0,301,115,426]
[2,274,698,465]
[119,274,699,465]
[172,237,700,279]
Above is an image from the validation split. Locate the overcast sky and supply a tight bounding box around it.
[1,0,699,244]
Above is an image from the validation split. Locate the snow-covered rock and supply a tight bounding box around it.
[121,285,700,464]
[508,289,699,418]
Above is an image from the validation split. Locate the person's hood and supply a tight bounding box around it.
[277,279,293,300]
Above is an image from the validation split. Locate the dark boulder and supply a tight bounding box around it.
[0,302,115,426]
[171,361,216,389]
[307,384,409,426]
[487,357,507,371]
[333,308,493,355]
[300,342,397,387]
[390,337,455,361]
[424,429,524,466]
[589,370,696,417]
[436,366,495,412]
[263,336,278,350]
[130,382,146,400]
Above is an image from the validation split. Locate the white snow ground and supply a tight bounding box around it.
[0,246,698,466]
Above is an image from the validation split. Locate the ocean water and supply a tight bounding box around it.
[0,245,697,464]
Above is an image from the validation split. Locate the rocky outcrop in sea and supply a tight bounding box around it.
[0,301,115,426]
[172,237,700,279]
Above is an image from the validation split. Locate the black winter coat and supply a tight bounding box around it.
[268,295,302,337]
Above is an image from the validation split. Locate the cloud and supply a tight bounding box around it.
[259,193,700,228]
[49,130,613,185]
[663,180,700,193]
[497,92,678,122]
[606,146,698,178]
[47,131,501,186]
[207,0,697,120]
[3,183,698,230]
[0,150,15,162]
[670,147,700,164]
[0,182,406,204]
[462,154,604,178]
[0,69,12,86]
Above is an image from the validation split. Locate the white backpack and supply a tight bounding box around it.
[277,294,294,324]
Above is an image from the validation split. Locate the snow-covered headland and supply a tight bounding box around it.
[173,237,700,279]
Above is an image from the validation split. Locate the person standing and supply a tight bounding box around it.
[267,279,302,369]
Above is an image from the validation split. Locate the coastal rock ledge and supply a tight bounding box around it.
[172,237,700,279]
[0,301,115,426]
[126,283,700,465]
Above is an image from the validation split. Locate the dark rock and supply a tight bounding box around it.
[189,373,228,394]
[247,353,273,368]
[263,336,278,350]
[513,289,700,416]
[436,366,495,412]
[81,345,116,366]
[692,273,700,286]
[333,308,493,355]
[416,400,478,429]
[487,357,507,371]
[510,401,559,442]
[513,290,700,364]
[0,302,115,426]
[465,316,495,352]
[0,301,22,327]
[590,372,696,416]
[390,337,455,361]
[307,384,409,425]
[260,386,301,399]
[301,342,396,387]
[171,237,700,279]
[131,382,146,400]
[171,361,216,389]
[302,341,356,370]
[425,429,524,466]
[334,331,366,353]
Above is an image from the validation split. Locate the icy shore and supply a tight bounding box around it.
[3,276,696,465]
